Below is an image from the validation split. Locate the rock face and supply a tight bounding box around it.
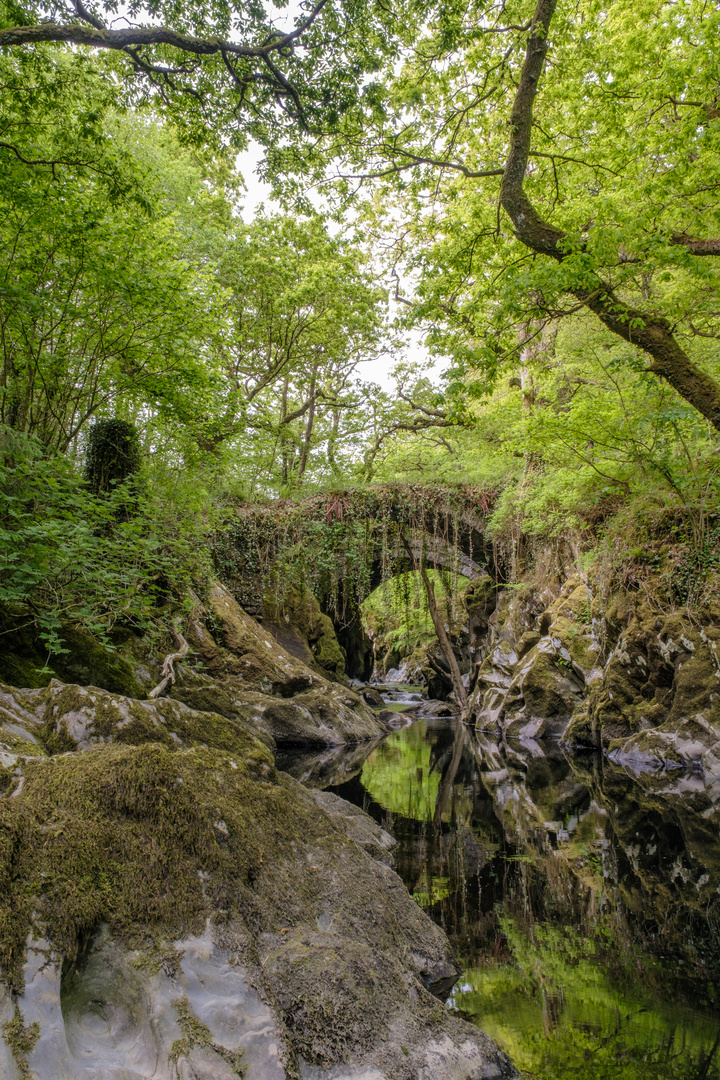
[262,583,349,684]
[467,575,594,738]
[0,581,386,750]
[573,599,720,784]
[172,584,384,746]
[0,683,514,1080]
[466,576,720,789]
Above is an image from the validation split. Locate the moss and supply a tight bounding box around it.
[0,740,329,990]
[0,653,53,690]
[129,937,181,978]
[170,996,246,1076]
[311,614,347,676]
[0,619,147,697]
[263,583,347,677]
[51,627,146,698]
[0,765,12,794]
[42,719,78,755]
[1,1006,40,1077]
[38,683,270,759]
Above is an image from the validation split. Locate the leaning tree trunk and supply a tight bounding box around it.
[418,563,468,709]
[400,533,468,707]
[499,0,720,432]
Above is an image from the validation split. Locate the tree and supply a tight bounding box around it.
[0,0,407,151]
[0,58,226,450]
[190,211,403,490]
[323,0,720,430]
[84,419,141,495]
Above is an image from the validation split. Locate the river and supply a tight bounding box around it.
[277,694,720,1080]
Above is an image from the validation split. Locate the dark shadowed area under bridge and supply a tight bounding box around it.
[213,485,502,678]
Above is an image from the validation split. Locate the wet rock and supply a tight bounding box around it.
[276,739,384,789]
[360,687,386,709]
[377,709,412,729]
[415,701,460,719]
[0,718,514,1080]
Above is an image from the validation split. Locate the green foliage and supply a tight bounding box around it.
[193,210,399,491]
[329,0,720,427]
[0,0,413,157]
[0,426,219,652]
[361,569,469,657]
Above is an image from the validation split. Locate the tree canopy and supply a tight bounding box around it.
[3,0,720,649]
[308,0,720,429]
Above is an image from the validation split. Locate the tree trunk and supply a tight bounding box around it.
[296,375,317,480]
[418,563,468,708]
[499,0,720,432]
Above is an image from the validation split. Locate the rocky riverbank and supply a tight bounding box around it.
[464,572,720,796]
[0,688,513,1079]
[0,580,516,1080]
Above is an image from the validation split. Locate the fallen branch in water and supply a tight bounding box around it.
[148,628,189,699]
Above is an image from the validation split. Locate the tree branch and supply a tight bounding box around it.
[0,0,331,71]
[670,233,720,257]
[498,0,720,431]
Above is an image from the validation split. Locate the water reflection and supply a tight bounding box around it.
[279,720,720,1079]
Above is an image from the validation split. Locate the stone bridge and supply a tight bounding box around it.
[215,484,501,678]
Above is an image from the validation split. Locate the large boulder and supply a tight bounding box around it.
[174,583,385,745]
[579,603,720,759]
[0,684,514,1080]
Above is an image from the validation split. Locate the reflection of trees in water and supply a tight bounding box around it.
[319,718,720,1077]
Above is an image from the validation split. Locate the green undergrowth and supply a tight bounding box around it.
[596,502,720,616]
[0,740,326,990]
[0,426,222,660]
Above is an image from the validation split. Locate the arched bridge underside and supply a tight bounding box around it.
[215,484,501,677]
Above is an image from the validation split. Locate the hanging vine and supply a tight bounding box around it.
[212,484,500,625]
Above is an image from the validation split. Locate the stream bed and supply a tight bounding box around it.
[278,710,720,1080]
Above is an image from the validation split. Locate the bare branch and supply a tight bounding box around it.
[148,628,189,699]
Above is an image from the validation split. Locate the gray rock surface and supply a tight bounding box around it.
[173,584,385,745]
[0,684,515,1080]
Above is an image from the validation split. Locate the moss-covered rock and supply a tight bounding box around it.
[0,622,147,698]
[177,583,384,745]
[262,582,348,681]
[49,627,147,699]
[33,679,272,761]
[0,691,513,1080]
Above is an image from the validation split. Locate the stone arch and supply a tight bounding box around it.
[215,485,502,680]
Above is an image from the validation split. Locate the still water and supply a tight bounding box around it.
[278,712,720,1080]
